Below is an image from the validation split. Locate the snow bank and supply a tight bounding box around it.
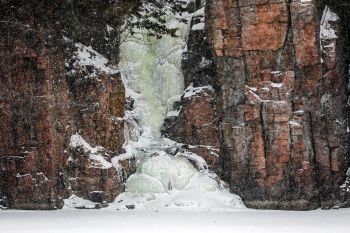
[1,208,350,233]
[109,188,244,211]
[63,195,97,209]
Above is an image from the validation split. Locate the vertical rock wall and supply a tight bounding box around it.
[0,29,70,209]
[0,2,130,209]
[208,0,350,209]
[166,0,350,209]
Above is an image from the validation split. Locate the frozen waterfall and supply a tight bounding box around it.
[119,17,186,138]
[112,4,245,211]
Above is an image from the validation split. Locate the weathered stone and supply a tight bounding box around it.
[162,88,221,171]
[198,0,350,210]
[291,0,320,67]
[241,3,288,51]
[66,144,135,203]
[0,2,130,209]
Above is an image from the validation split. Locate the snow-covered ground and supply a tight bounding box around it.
[1,208,349,233]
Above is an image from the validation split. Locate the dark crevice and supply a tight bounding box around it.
[308,111,321,206]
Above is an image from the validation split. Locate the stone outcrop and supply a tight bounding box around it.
[210,0,349,210]
[0,2,133,209]
[1,0,350,211]
[165,0,350,210]
[66,135,135,205]
[163,86,221,171]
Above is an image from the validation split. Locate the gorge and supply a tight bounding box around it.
[1,0,350,211]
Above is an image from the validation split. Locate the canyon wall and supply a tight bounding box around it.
[164,0,350,209]
[0,1,132,209]
[1,0,350,211]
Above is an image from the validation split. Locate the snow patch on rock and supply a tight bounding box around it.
[183,84,214,98]
[66,43,119,78]
[192,22,205,31]
[69,134,112,169]
[320,6,340,40]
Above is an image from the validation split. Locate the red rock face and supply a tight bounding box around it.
[242,3,289,51]
[0,26,127,209]
[163,88,221,171]
[67,143,135,205]
[0,36,69,209]
[164,0,349,210]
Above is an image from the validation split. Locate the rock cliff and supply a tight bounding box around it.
[0,1,133,209]
[164,0,350,209]
[1,0,350,211]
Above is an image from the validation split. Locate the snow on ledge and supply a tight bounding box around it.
[320,6,340,40]
[69,133,97,154]
[180,151,208,170]
[192,22,205,31]
[289,120,301,127]
[69,134,112,169]
[166,110,180,117]
[67,43,119,77]
[183,84,214,98]
[111,153,135,171]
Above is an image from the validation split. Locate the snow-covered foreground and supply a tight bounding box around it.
[1,209,349,233]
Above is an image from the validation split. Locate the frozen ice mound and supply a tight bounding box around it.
[140,154,196,191]
[126,173,165,193]
[126,153,220,194]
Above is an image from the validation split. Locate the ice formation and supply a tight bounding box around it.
[110,3,245,211]
[119,13,188,137]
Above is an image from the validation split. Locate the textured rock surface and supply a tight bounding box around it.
[212,0,350,209]
[1,0,350,211]
[0,2,131,209]
[339,168,350,208]
[165,0,350,210]
[0,34,69,209]
[163,87,221,171]
[66,136,136,204]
